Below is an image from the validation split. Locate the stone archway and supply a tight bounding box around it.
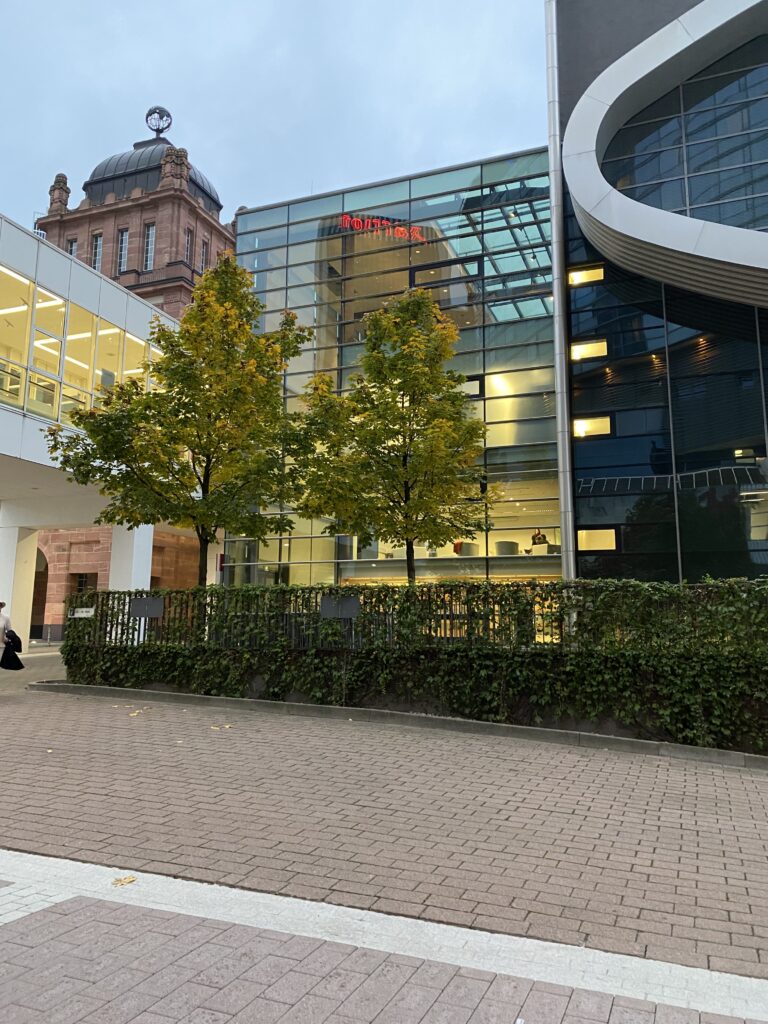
[30,548,48,640]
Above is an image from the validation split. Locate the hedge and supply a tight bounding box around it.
[62,579,768,753]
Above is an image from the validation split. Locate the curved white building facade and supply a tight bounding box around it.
[551,0,768,582]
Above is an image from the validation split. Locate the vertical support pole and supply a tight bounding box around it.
[546,0,576,579]
[0,527,39,647]
[108,525,154,591]
[206,539,224,586]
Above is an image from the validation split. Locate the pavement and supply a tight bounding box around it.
[0,658,767,1020]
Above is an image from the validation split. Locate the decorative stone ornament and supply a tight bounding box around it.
[159,147,190,189]
[48,173,71,214]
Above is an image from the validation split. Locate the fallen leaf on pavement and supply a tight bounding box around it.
[111,875,137,887]
[211,726,220,731]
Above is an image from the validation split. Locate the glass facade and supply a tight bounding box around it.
[0,215,165,426]
[602,35,768,225]
[228,151,560,585]
[564,36,768,582]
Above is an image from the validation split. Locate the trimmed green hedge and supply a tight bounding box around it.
[62,580,768,753]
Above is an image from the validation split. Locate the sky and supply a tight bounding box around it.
[2,0,546,228]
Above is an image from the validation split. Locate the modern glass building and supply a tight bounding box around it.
[228,151,560,585]
[555,0,768,582]
[225,0,768,588]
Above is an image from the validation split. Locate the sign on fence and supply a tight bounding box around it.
[129,597,165,619]
[69,607,95,619]
[320,594,361,620]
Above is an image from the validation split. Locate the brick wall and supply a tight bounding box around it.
[35,528,202,636]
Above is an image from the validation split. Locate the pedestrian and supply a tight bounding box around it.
[0,602,23,671]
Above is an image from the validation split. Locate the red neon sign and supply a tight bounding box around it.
[339,214,425,243]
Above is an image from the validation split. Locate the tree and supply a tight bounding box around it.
[300,288,489,584]
[47,253,308,586]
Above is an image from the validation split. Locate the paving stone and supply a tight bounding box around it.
[277,993,343,1023]
[144,980,219,1020]
[566,988,614,1020]
[654,1007,700,1024]
[438,975,491,1010]
[202,977,266,1013]
[334,961,414,1020]
[0,689,767,974]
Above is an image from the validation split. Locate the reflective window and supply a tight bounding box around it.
[237,206,287,232]
[231,154,555,584]
[602,39,768,223]
[0,265,34,365]
[34,287,66,337]
[91,234,103,273]
[32,332,61,376]
[95,321,124,390]
[142,224,155,272]
[63,304,96,389]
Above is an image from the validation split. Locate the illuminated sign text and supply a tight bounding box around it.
[339,214,425,243]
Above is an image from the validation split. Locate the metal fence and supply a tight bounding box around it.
[64,579,768,654]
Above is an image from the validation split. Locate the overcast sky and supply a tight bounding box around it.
[4,1,546,228]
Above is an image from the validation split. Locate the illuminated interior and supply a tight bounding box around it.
[0,255,155,426]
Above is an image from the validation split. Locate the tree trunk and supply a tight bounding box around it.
[197,536,209,587]
[405,538,416,585]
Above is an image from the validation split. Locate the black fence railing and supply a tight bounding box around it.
[64,579,768,655]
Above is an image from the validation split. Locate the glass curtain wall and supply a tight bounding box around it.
[564,36,768,581]
[602,34,768,226]
[0,261,155,426]
[227,151,559,585]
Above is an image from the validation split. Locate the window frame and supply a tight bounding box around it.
[142,223,156,272]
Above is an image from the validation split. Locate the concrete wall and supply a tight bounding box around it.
[555,0,700,127]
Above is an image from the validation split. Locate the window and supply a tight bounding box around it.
[573,416,612,438]
[568,266,604,286]
[66,239,77,258]
[571,339,608,361]
[577,529,617,551]
[201,239,209,270]
[184,228,194,264]
[117,228,129,273]
[143,223,156,271]
[91,234,103,273]
[70,572,97,594]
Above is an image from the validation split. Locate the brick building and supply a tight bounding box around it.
[36,106,234,319]
[30,108,233,639]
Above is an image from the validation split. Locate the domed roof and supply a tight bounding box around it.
[84,136,221,212]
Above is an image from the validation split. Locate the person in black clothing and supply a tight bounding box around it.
[531,528,548,546]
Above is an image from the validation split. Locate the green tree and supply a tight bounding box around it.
[300,288,489,584]
[47,253,308,586]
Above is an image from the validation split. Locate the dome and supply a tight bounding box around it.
[83,137,222,213]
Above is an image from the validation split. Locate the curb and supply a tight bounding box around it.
[28,680,768,772]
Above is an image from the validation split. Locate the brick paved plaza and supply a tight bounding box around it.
[1,677,768,1020]
[1,879,763,1024]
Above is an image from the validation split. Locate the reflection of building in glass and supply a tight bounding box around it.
[555,2,768,581]
[228,151,560,585]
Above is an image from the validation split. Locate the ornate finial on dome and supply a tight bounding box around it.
[146,106,172,138]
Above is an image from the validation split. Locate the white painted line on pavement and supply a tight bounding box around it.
[0,847,766,1018]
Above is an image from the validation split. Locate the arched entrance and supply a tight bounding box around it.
[30,548,48,640]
